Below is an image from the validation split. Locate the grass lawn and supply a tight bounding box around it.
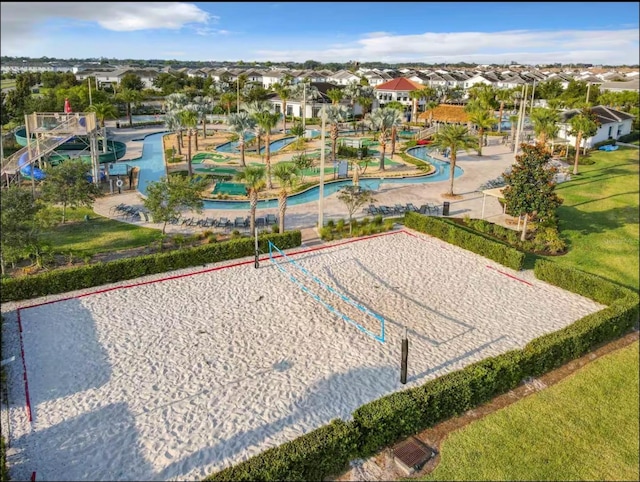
[422,341,639,481]
[417,146,640,481]
[39,206,163,257]
[1,79,16,90]
[548,146,639,290]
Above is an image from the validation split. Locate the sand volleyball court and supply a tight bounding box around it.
[5,230,604,481]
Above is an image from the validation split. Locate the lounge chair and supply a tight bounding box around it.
[266,214,278,225]
[405,203,419,213]
[216,217,230,229]
[394,204,406,215]
[428,203,441,215]
[256,216,266,228]
[378,205,392,215]
[365,204,379,216]
[418,204,429,215]
[234,217,247,228]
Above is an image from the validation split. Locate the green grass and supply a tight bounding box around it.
[39,206,163,257]
[545,146,639,290]
[423,341,640,481]
[1,79,16,89]
[416,146,640,481]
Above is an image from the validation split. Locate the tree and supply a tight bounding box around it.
[272,162,298,233]
[0,186,42,274]
[366,107,403,171]
[40,160,102,224]
[568,109,599,175]
[530,107,560,149]
[119,73,145,91]
[430,124,477,196]
[253,109,280,189]
[327,88,344,105]
[178,108,199,177]
[324,104,349,164]
[292,153,313,183]
[116,88,143,127]
[227,112,257,167]
[142,175,206,235]
[495,89,512,133]
[502,143,563,241]
[235,165,266,235]
[272,80,293,134]
[219,92,236,116]
[337,186,376,234]
[385,101,405,156]
[88,102,118,152]
[468,108,497,156]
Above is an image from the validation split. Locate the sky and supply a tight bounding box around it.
[1,2,639,65]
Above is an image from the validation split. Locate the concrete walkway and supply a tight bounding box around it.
[94,129,520,243]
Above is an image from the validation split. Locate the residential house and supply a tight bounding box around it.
[558,105,635,148]
[327,70,361,86]
[374,77,424,118]
[267,82,363,119]
[599,80,639,92]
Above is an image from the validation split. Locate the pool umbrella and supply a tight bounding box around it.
[64,98,72,114]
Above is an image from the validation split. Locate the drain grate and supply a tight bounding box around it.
[393,437,434,475]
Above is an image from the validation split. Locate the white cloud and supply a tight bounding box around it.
[253,28,640,65]
[0,2,211,55]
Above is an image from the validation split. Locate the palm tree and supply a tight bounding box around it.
[327,88,344,105]
[178,109,198,177]
[87,102,118,152]
[568,111,599,175]
[530,107,560,149]
[219,92,236,116]
[227,112,257,167]
[430,124,477,196]
[366,107,403,171]
[272,162,298,234]
[193,96,214,139]
[164,92,189,114]
[116,88,143,127]
[385,101,405,156]
[253,109,281,189]
[468,108,497,156]
[244,100,270,155]
[235,165,266,235]
[324,104,349,164]
[509,114,519,150]
[409,89,425,124]
[272,80,293,134]
[495,89,511,133]
[184,104,204,151]
[424,100,439,127]
[164,112,184,156]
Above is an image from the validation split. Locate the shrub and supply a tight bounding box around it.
[618,130,639,143]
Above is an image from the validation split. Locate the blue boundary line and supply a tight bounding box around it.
[268,241,385,343]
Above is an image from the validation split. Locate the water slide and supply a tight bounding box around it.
[18,151,46,181]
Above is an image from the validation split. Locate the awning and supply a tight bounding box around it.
[481,187,506,219]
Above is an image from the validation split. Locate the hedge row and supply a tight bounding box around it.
[0,231,301,303]
[404,211,525,271]
[206,260,638,482]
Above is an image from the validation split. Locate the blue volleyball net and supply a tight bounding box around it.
[268,241,385,343]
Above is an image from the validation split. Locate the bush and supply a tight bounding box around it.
[404,212,525,270]
[618,130,639,143]
[1,231,302,302]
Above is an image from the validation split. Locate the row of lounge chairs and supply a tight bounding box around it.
[109,203,151,221]
[364,202,442,216]
[169,213,279,230]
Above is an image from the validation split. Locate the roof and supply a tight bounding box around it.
[560,105,636,124]
[375,77,423,91]
[418,104,470,123]
[600,79,639,91]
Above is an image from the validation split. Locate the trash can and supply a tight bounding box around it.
[442,202,450,216]
[116,121,120,129]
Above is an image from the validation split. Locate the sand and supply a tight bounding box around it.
[1,229,604,481]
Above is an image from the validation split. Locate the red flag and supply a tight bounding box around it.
[64,98,72,114]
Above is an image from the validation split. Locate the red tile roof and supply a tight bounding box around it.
[375,77,423,91]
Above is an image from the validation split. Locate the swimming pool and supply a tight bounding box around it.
[119,114,165,123]
[215,133,256,153]
[259,136,296,154]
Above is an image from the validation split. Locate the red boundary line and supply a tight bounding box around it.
[486,265,533,286]
[16,310,32,423]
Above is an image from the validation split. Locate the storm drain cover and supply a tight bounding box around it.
[393,437,434,475]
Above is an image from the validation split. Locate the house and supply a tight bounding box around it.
[463,74,495,89]
[557,105,635,148]
[261,70,286,89]
[599,80,640,92]
[374,77,424,118]
[267,82,363,119]
[327,70,361,86]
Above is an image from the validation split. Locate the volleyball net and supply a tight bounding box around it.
[268,241,385,343]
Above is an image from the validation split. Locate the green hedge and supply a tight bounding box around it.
[0,231,301,302]
[204,254,638,482]
[205,419,357,481]
[404,212,525,270]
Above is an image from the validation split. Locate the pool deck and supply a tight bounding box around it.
[94,126,518,241]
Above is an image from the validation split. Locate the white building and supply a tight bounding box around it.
[558,105,635,148]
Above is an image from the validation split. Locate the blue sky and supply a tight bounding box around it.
[1,2,638,64]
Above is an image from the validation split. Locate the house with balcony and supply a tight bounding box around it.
[374,77,424,118]
[558,105,635,148]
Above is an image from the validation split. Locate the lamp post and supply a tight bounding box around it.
[318,106,326,229]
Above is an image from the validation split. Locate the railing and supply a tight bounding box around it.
[1,116,80,176]
[415,126,436,141]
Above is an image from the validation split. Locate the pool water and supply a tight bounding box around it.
[119,114,165,123]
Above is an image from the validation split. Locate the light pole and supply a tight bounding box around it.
[318,106,326,229]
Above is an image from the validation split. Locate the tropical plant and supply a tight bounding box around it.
[164,112,184,155]
[495,89,512,133]
[509,114,519,150]
[530,107,560,148]
[385,101,405,156]
[272,79,293,134]
[502,143,563,241]
[235,165,266,235]
[324,104,349,164]
[253,109,281,189]
[290,122,305,140]
[87,102,118,152]
[292,154,314,183]
[430,124,478,196]
[272,162,298,233]
[227,112,257,167]
[219,92,237,116]
[327,88,345,105]
[244,100,271,155]
[468,109,497,156]
[116,88,143,127]
[366,107,403,171]
[178,109,199,177]
[568,109,599,175]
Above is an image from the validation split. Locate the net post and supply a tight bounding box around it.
[400,325,408,384]
[254,228,259,269]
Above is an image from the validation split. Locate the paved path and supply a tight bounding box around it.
[94,129,520,241]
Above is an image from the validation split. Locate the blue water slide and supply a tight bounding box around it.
[18,152,46,181]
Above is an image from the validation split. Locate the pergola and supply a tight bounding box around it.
[480,187,506,219]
